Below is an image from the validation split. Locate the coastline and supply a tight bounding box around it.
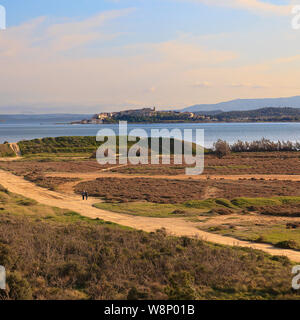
[69,120,300,125]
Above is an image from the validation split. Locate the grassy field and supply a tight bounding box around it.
[21,153,92,160]
[94,197,300,252]
[18,136,101,155]
[201,223,300,251]
[17,136,202,156]
[94,196,300,217]
[94,202,209,218]
[0,184,300,300]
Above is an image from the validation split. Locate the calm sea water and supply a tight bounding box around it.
[0,116,300,148]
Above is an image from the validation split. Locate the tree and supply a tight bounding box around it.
[214,139,231,158]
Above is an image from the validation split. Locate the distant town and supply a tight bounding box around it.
[71,106,300,124]
[71,107,214,124]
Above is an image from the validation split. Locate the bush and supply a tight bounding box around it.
[127,287,148,300]
[5,272,33,300]
[271,255,291,266]
[165,271,199,300]
[172,209,186,215]
[230,138,300,152]
[258,205,300,217]
[213,139,231,158]
[275,240,299,250]
[211,208,233,215]
[0,185,9,194]
[16,199,37,206]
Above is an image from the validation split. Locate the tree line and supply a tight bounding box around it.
[214,138,300,158]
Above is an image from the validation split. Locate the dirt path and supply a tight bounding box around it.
[1,170,300,261]
[9,143,22,157]
[45,171,300,182]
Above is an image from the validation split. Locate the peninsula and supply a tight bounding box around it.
[72,107,300,124]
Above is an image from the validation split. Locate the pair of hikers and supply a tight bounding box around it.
[81,191,89,200]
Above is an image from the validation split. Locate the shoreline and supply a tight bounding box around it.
[69,120,300,125]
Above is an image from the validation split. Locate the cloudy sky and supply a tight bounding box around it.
[0,0,299,113]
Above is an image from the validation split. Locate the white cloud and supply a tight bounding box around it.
[0,7,300,112]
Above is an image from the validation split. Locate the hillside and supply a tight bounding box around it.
[182,96,300,113]
[18,136,200,156]
[215,107,300,122]
[0,184,298,300]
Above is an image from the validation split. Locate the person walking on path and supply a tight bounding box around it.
[85,191,89,200]
[82,191,85,201]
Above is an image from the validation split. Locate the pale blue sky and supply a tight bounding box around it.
[0,0,299,113]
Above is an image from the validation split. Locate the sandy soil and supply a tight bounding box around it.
[9,143,21,156]
[1,169,300,262]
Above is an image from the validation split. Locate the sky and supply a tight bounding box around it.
[0,0,300,113]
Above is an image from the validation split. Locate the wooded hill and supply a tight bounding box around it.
[214,107,300,122]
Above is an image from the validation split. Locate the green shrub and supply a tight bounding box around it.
[271,256,291,266]
[6,272,33,300]
[16,199,37,206]
[0,185,9,194]
[165,271,199,300]
[231,197,281,208]
[275,240,300,250]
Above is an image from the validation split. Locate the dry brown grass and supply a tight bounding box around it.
[75,177,300,203]
[0,160,116,176]
[24,173,79,191]
[111,152,300,176]
[0,210,299,300]
[2,151,300,177]
[258,205,300,217]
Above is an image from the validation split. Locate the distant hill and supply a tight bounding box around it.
[194,110,223,116]
[215,107,300,122]
[182,96,300,112]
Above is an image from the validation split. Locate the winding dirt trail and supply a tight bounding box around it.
[1,169,300,262]
[9,143,22,157]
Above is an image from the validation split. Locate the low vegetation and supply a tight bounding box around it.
[203,223,300,252]
[75,177,300,203]
[109,151,300,175]
[94,202,209,218]
[258,205,300,217]
[0,144,16,158]
[24,173,79,191]
[13,135,300,160]
[18,136,200,156]
[75,177,207,204]
[212,138,300,155]
[18,136,101,155]
[94,196,300,218]
[215,107,300,122]
[213,140,231,158]
[230,138,300,153]
[0,185,299,300]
